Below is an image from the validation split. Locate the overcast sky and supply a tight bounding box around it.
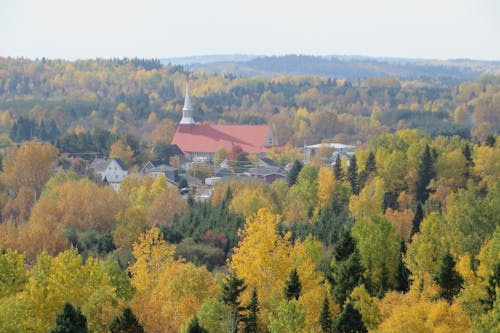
[1,0,499,60]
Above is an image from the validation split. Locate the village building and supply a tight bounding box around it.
[171,84,278,159]
[88,158,128,190]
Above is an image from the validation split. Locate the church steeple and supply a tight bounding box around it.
[180,83,195,125]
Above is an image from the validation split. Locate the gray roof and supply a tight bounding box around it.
[245,166,285,177]
[89,158,127,172]
[148,164,178,173]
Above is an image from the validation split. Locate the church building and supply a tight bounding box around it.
[172,84,277,158]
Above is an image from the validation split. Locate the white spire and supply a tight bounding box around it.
[180,83,195,125]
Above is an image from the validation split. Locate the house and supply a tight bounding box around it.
[171,84,278,159]
[141,160,179,183]
[243,166,287,184]
[89,158,128,189]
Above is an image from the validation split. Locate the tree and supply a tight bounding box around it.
[410,203,423,237]
[395,241,410,293]
[318,167,335,209]
[244,288,259,333]
[482,262,500,311]
[347,154,359,194]
[415,145,434,203]
[185,316,208,333]
[333,154,343,181]
[359,151,376,189]
[287,159,303,186]
[329,231,365,306]
[228,145,250,173]
[109,307,144,333]
[320,296,333,333]
[285,268,302,301]
[51,302,88,333]
[2,141,58,199]
[220,271,247,333]
[332,303,367,333]
[269,299,306,333]
[434,251,464,302]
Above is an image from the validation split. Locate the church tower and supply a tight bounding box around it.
[180,83,195,125]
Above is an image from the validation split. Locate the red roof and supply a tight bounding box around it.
[172,124,272,154]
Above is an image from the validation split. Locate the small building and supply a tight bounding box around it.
[89,158,128,190]
[141,160,179,184]
[243,166,287,184]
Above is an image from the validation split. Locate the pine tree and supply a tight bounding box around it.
[410,203,424,236]
[244,288,259,333]
[185,316,208,333]
[334,154,344,180]
[395,240,410,293]
[481,262,500,311]
[485,134,496,147]
[434,251,464,302]
[284,268,302,301]
[51,302,88,333]
[332,303,367,333]
[220,271,247,333]
[347,154,359,195]
[329,231,365,306]
[109,307,144,333]
[377,264,389,299]
[415,145,434,203]
[287,159,303,186]
[359,151,376,189]
[320,296,333,333]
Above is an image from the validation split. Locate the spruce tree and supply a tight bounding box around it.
[244,288,259,333]
[320,296,333,333]
[334,154,344,180]
[333,230,356,262]
[434,251,464,302]
[185,316,208,333]
[347,154,359,195]
[332,303,367,333]
[51,302,88,333]
[395,240,410,293]
[359,151,376,189]
[411,203,424,236]
[109,307,144,333]
[220,271,247,333]
[485,134,496,147]
[481,262,500,311]
[415,145,434,203]
[285,268,302,301]
[287,159,303,186]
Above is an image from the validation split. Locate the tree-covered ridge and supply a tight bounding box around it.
[0,57,499,154]
[0,130,498,332]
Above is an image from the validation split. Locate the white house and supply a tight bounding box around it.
[89,158,128,189]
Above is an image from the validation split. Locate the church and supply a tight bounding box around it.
[172,84,278,159]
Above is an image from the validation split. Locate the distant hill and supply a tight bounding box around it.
[161,54,500,79]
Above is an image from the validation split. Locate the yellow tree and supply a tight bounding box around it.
[317,166,335,209]
[109,139,135,166]
[2,141,58,199]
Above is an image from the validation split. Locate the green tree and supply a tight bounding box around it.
[287,159,303,186]
[411,203,424,236]
[269,299,306,333]
[332,303,367,333]
[185,316,208,333]
[220,271,247,333]
[329,231,365,306]
[481,262,500,311]
[434,251,464,302]
[51,302,88,333]
[109,307,144,333]
[415,145,434,203]
[347,154,359,194]
[359,151,376,189]
[244,288,259,333]
[334,154,343,180]
[285,268,302,300]
[395,240,410,293]
[320,296,333,333]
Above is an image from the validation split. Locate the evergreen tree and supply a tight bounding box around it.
[359,151,376,189]
[185,316,208,333]
[395,240,410,293]
[287,159,303,186]
[481,262,500,311]
[410,203,424,236]
[320,296,333,333]
[329,231,365,306]
[220,271,247,333]
[244,288,259,333]
[347,154,359,195]
[434,251,464,302]
[109,307,144,333]
[485,134,496,147]
[284,268,302,301]
[334,154,344,180]
[51,302,88,333]
[377,264,389,299]
[415,145,434,203]
[462,143,473,180]
[332,303,367,333]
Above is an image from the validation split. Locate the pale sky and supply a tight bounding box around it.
[1,0,499,60]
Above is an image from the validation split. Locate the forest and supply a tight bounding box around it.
[0,57,499,332]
